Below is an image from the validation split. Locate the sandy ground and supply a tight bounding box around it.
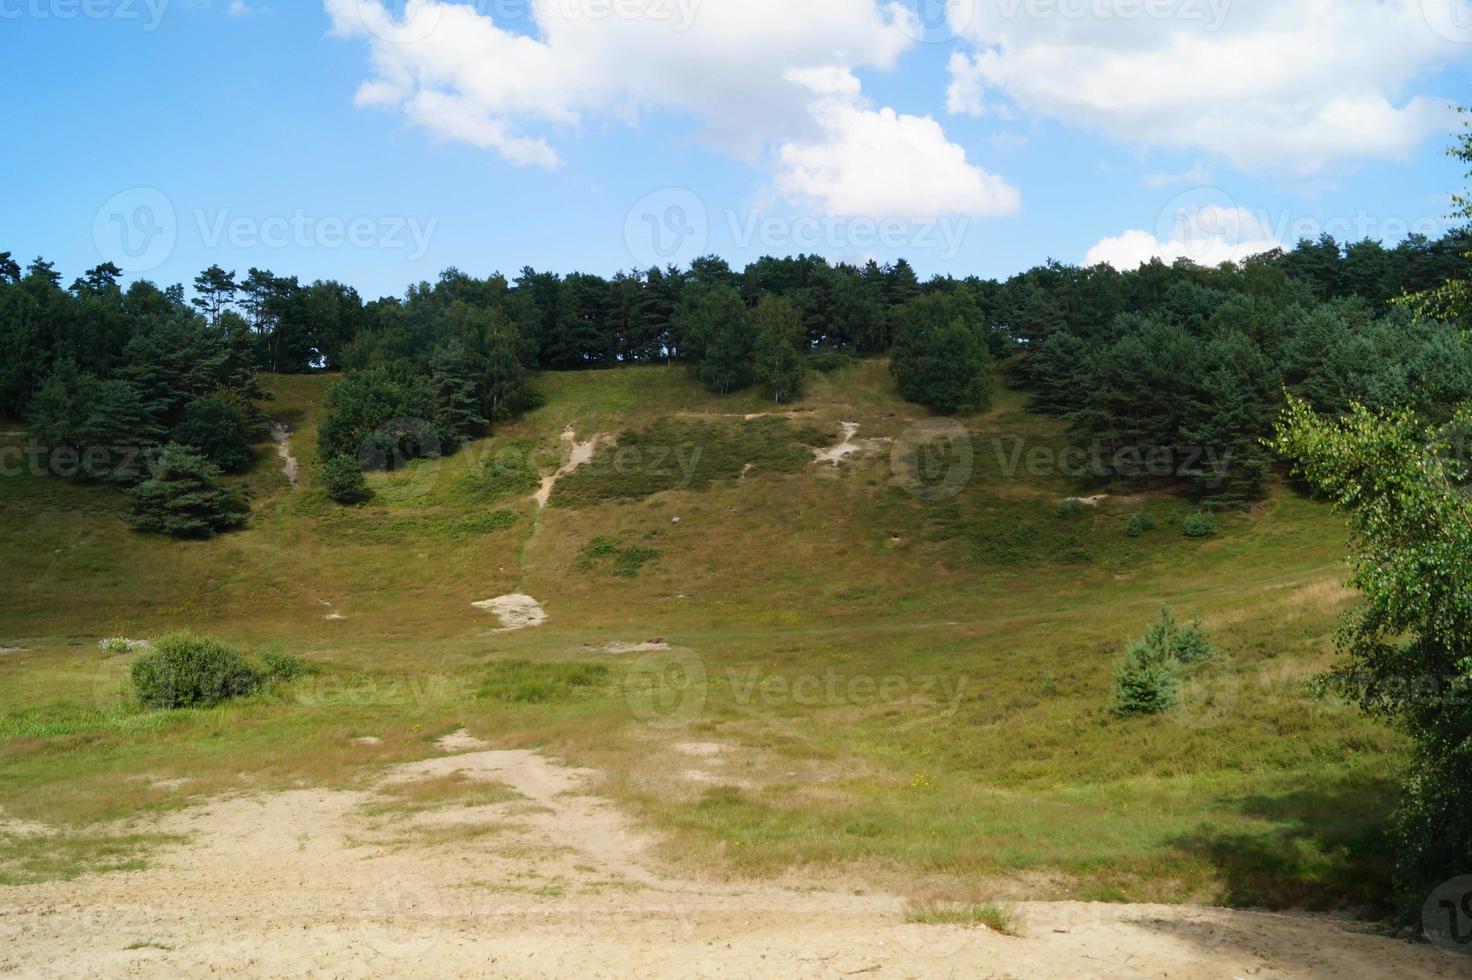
[471,594,548,632]
[1,741,1463,979]
[534,425,608,508]
[270,423,300,487]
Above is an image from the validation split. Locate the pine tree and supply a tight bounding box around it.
[430,340,489,442]
[677,284,752,395]
[126,443,247,538]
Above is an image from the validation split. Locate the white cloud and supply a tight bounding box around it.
[947,0,1462,174]
[326,0,1017,219]
[774,70,1021,218]
[1085,203,1282,270]
[1143,164,1212,189]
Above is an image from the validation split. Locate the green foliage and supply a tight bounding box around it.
[577,537,660,577]
[1126,510,1157,537]
[125,444,247,538]
[1055,498,1086,518]
[316,369,444,469]
[1183,511,1218,538]
[807,347,855,373]
[477,660,611,704]
[1112,607,1214,717]
[752,295,805,404]
[172,395,253,474]
[890,293,993,414]
[130,632,262,709]
[678,284,753,395]
[456,438,540,502]
[551,416,830,507]
[429,339,489,443]
[1273,395,1472,913]
[320,454,371,505]
[260,650,312,682]
[1112,641,1180,718]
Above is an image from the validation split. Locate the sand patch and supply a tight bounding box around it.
[813,422,891,466]
[434,729,491,754]
[0,647,26,656]
[324,613,346,621]
[534,425,609,508]
[472,594,547,632]
[674,742,722,758]
[352,737,383,747]
[601,640,671,655]
[270,422,299,487]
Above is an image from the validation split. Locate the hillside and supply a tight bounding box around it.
[0,360,1408,917]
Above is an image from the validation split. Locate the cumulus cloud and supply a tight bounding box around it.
[774,70,1021,218]
[1085,203,1282,270]
[325,0,1018,218]
[946,0,1462,174]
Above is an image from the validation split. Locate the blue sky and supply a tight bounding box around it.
[1,0,1469,300]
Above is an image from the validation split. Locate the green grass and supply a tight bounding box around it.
[0,362,1402,910]
[904,900,1019,935]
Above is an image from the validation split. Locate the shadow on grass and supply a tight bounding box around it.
[1171,776,1400,914]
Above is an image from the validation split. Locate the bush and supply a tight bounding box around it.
[1126,510,1157,537]
[577,536,660,577]
[1056,498,1086,518]
[130,631,262,709]
[321,454,371,505]
[478,660,611,704]
[1111,607,1214,717]
[126,443,248,538]
[808,347,855,373]
[1183,511,1218,538]
[260,650,312,682]
[1111,640,1179,717]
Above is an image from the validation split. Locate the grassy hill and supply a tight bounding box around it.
[0,362,1403,908]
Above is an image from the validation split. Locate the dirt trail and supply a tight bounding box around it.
[269,423,299,487]
[0,744,1460,979]
[533,424,607,508]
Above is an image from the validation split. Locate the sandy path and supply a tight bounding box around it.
[0,747,1461,979]
[533,425,607,508]
[269,423,299,487]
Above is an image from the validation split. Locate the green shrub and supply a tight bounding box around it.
[1171,620,1215,664]
[321,454,371,505]
[126,444,248,538]
[808,347,855,373]
[1111,640,1179,717]
[1111,607,1214,717]
[478,660,611,704]
[1056,498,1086,518]
[1126,510,1157,537]
[130,632,262,709]
[260,650,312,682]
[456,438,541,502]
[1183,511,1218,538]
[577,537,660,577]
